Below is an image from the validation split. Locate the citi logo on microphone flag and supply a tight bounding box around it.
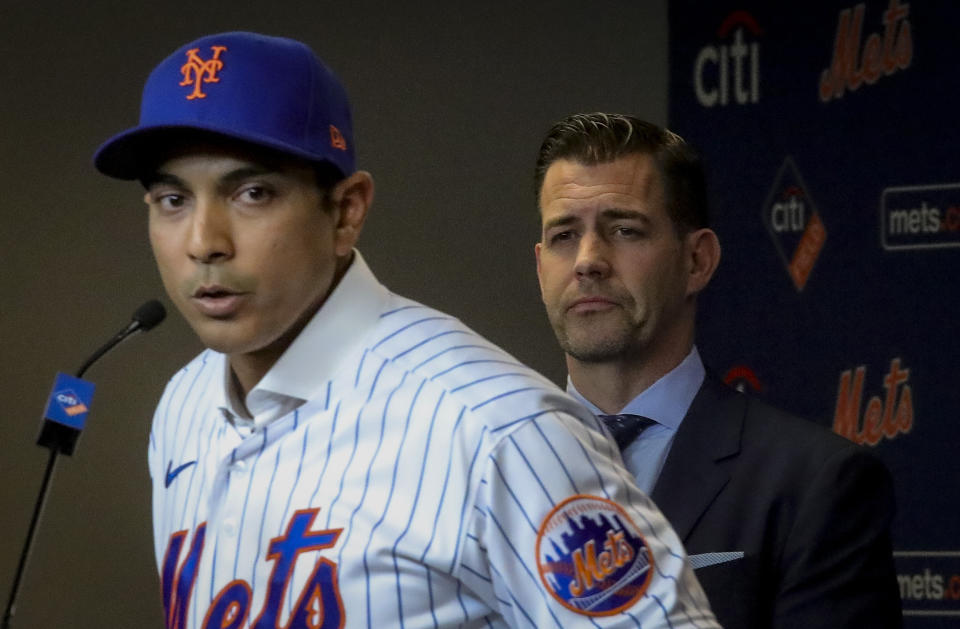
[44,372,95,430]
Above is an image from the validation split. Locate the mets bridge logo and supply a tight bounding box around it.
[179,45,227,100]
[536,495,654,616]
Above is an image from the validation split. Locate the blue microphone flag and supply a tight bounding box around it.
[43,373,95,431]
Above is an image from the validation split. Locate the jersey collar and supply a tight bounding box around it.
[215,249,388,426]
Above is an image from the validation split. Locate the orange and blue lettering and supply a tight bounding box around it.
[284,559,344,629]
[202,580,251,629]
[569,531,634,597]
[160,509,343,628]
[249,509,343,629]
[162,524,207,629]
[180,46,227,100]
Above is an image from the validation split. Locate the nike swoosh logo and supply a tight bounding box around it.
[165,460,197,488]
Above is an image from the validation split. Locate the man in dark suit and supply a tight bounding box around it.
[532,112,902,628]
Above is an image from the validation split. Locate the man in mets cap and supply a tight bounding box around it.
[94,32,719,628]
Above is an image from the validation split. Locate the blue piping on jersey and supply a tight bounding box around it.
[419,405,466,563]
[471,387,541,412]
[365,378,424,628]
[380,304,423,318]
[390,329,474,362]
[372,316,452,351]
[450,371,538,393]
[391,389,446,625]
[506,434,554,505]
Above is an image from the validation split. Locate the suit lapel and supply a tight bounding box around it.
[651,375,744,541]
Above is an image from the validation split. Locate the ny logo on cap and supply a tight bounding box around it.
[179,45,227,100]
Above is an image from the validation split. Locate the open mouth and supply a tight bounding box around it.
[195,286,238,299]
[191,286,246,317]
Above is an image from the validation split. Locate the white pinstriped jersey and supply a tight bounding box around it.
[148,253,718,629]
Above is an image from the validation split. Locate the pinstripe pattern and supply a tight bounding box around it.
[148,259,718,628]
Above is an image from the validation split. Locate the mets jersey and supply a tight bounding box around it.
[148,252,718,629]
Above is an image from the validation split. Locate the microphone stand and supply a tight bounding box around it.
[2,449,59,629]
[2,300,165,629]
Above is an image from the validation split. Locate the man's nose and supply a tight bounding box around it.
[187,201,234,264]
[573,231,611,280]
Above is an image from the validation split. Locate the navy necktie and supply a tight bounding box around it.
[598,413,657,450]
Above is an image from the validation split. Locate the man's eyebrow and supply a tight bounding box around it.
[542,214,580,232]
[141,172,184,189]
[543,208,651,232]
[219,166,277,185]
[142,165,277,190]
[599,208,651,223]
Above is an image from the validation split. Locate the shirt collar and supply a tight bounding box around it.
[214,250,388,424]
[566,346,705,431]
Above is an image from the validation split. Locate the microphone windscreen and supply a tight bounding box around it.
[132,299,167,331]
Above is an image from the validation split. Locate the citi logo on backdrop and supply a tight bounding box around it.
[761,157,827,292]
[693,11,762,108]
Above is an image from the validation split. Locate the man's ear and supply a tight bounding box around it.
[330,171,374,256]
[684,227,721,296]
[534,241,545,296]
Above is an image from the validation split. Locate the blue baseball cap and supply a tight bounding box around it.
[94,31,355,180]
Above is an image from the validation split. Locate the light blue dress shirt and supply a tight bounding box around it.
[567,347,706,494]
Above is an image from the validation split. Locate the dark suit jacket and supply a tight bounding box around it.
[649,375,902,629]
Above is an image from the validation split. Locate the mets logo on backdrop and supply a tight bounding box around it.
[819,0,912,102]
[761,157,827,292]
[180,45,227,100]
[536,495,653,616]
[834,357,913,446]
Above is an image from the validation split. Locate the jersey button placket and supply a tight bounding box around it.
[222,517,238,538]
[222,454,251,539]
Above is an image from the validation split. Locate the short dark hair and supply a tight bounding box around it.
[534,113,708,232]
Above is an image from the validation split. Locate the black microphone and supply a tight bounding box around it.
[40,299,167,452]
[132,298,167,331]
[3,299,167,629]
[75,299,167,378]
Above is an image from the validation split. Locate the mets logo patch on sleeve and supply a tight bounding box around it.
[535,495,654,616]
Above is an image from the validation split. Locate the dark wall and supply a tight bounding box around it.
[0,2,667,626]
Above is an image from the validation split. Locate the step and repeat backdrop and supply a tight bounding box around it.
[669,0,958,624]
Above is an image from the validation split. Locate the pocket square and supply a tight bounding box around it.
[688,551,745,570]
